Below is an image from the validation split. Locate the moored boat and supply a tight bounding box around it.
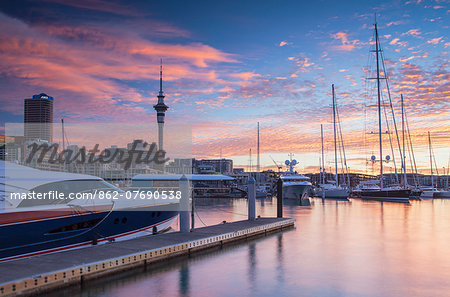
[0,161,179,262]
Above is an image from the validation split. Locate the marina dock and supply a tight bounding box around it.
[0,217,294,297]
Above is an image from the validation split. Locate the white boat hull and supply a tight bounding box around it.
[283,184,310,200]
[435,191,450,199]
[318,188,349,199]
[421,190,438,199]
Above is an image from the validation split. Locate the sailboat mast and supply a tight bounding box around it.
[375,22,383,190]
[249,148,252,173]
[257,122,260,173]
[401,94,407,189]
[321,124,325,184]
[61,118,65,151]
[428,131,433,188]
[332,84,338,187]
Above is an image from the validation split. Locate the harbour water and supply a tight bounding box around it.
[53,198,450,297]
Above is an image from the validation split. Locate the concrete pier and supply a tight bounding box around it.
[0,217,294,297]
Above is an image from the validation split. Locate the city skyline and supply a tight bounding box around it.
[0,0,448,174]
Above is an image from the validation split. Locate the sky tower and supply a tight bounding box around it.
[153,60,169,151]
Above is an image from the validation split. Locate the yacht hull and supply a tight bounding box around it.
[435,191,450,199]
[0,206,178,262]
[359,189,411,203]
[283,184,311,200]
[420,191,436,199]
[318,188,350,199]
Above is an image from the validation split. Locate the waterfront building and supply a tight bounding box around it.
[193,159,233,174]
[24,93,54,143]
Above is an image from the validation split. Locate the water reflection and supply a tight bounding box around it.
[276,234,284,285]
[61,198,450,297]
[179,263,189,297]
[248,243,256,288]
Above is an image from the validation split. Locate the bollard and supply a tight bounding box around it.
[248,177,256,220]
[277,178,283,218]
[179,175,190,233]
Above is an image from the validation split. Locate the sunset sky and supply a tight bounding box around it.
[0,0,448,174]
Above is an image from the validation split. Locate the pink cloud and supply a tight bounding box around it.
[279,41,292,47]
[228,72,260,81]
[427,37,443,44]
[402,29,421,37]
[331,32,360,51]
[0,12,238,120]
[288,56,315,72]
[386,20,404,26]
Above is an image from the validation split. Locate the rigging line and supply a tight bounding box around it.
[405,110,419,185]
[430,139,440,176]
[380,49,404,178]
[403,106,418,187]
[364,28,379,176]
[406,129,417,187]
[335,102,350,186]
[194,209,208,227]
[381,94,399,182]
[334,103,346,185]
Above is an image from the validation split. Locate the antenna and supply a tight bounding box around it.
[159,58,163,95]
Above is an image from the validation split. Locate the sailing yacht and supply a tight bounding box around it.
[420,132,439,199]
[316,85,350,200]
[358,22,410,203]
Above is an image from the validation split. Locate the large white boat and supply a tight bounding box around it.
[280,173,312,201]
[280,158,312,204]
[0,161,179,262]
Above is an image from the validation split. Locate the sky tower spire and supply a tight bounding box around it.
[153,59,169,152]
[159,58,163,97]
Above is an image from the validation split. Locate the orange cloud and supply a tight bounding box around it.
[390,38,400,45]
[279,41,291,47]
[402,29,421,37]
[331,32,360,51]
[0,12,237,119]
[427,37,443,44]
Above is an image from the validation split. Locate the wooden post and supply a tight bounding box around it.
[277,178,283,218]
[179,175,190,233]
[248,177,256,220]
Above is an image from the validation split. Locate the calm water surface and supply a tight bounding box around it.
[61,198,450,297]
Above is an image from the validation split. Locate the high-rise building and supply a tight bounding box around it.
[24,93,54,143]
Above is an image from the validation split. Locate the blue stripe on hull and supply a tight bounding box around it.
[0,210,178,260]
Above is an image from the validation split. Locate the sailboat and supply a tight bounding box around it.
[316,85,350,199]
[358,21,411,203]
[436,158,450,198]
[421,132,440,199]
